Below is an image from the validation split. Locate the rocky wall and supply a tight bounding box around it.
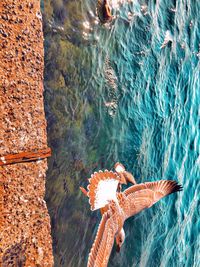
[0,0,53,266]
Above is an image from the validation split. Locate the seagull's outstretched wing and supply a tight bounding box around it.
[123,180,182,219]
[87,210,118,267]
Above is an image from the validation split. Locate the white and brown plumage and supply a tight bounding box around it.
[80,162,136,199]
[114,162,137,185]
[80,170,182,267]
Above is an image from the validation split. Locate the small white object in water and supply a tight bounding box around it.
[109,0,132,9]
[109,0,120,9]
[94,19,99,25]
[160,30,173,49]
[89,10,95,18]
[83,32,89,37]
[83,21,91,30]
[105,101,117,108]
[127,12,134,20]
[181,43,185,49]
[141,5,148,15]
[170,7,177,12]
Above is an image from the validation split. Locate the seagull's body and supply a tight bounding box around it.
[80,167,182,267]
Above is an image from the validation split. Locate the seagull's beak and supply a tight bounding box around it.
[116,244,121,253]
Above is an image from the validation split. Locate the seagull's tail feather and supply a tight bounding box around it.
[87,170,120,211]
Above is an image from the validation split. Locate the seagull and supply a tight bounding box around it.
[80,162,136,196]
[80,170,182,267]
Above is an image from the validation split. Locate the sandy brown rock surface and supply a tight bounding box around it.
[0,0,53,266]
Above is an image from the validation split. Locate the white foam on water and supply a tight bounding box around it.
[161,30,173,49]
[83,21,91,30]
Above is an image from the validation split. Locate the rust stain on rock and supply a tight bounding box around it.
[0,0,54,266]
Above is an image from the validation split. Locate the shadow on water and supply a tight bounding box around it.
[42,0,200,266]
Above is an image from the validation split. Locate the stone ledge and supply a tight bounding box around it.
[0,1,54,266]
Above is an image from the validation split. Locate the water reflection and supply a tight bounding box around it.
[43,0,200,266]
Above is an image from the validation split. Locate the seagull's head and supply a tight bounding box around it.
[116,228,125,252]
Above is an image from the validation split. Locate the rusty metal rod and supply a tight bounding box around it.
[0,147,51,166]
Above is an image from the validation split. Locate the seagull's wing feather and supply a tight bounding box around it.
[87,211,118,267]
[123,180,182,219]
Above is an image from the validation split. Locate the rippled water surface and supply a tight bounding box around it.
[43,0,200,266]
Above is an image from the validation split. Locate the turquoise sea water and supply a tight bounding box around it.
[43,0,200,266]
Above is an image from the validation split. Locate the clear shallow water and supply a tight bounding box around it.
[43,0,200,266]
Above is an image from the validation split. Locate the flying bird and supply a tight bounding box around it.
[80,169,182,267]
[80,162,136,197]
